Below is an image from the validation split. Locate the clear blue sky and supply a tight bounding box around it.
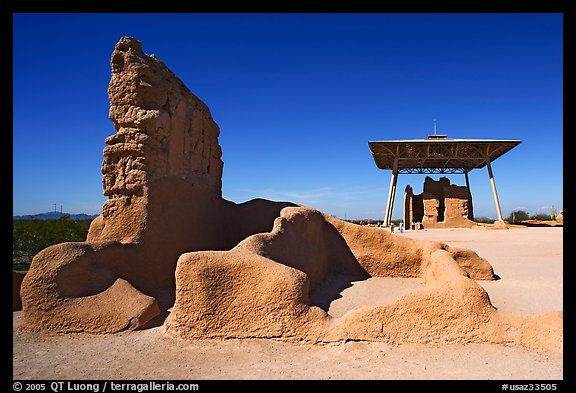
[13,13,563,220]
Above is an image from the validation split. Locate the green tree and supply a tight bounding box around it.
[506,210,529,223]
[12,217,92,271]
[530,213,551,221]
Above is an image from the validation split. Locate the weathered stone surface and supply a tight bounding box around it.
[165,206,560,352]
[443,184,472,225]
[20,242,161,333]
[422,191,440,226]
[403,185,413,227]
[424,176,450,197]
[406,176,475,228]
[97,36,224,242]
[19,37,293,333]
[19,37,562,353]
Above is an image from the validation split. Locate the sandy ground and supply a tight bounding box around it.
[13,227,563,380]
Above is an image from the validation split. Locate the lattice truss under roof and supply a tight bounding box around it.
[368,139,522,174]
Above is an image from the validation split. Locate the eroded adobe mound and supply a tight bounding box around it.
[19,37,561,353]
[164,206,561,352]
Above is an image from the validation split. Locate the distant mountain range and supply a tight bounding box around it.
[13,212,99,220]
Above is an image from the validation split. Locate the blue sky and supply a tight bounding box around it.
[13,13,563,220]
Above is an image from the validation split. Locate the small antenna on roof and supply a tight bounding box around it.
[427,119,446,140]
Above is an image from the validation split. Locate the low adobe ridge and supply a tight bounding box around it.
[19,37,561,353]
[165,206,561,352]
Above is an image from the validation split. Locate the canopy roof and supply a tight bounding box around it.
[368,137,522,174]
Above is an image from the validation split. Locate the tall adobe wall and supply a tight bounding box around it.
[406,176,475,228]
[107,37,223,192]
[84,37,293,295]
[90,37,223,244]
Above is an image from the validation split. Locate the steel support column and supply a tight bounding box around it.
[464,170,474,220]
[486,158,504,221]
[384,158,399,226]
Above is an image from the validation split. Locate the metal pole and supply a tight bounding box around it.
[486,158,503,221]
[389,166,398,225]
[384,159,399,226]
[384,173,394,226]
[464,170,474,220]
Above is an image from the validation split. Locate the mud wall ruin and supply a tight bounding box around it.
[20,36,295,333]
[18,37,561,353]
[404,176,475,228]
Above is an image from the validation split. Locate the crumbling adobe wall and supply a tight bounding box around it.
[325,214,497,280]
[444,184,473,226]
[19,37,294,333]
[404,185,413,226]
[20,241,160,333]
[19,37,562,353]
[93,36,224,244]
[407,176,475,228]
[422,192,441,226]
[164,206,561,352]
[423,176,450,224]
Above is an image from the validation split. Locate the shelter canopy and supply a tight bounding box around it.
[368,137,522,174]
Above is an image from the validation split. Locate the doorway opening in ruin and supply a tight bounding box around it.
[438,198,446,223]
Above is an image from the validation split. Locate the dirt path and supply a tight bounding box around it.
[12,312,562,380]
[13,227,563,380]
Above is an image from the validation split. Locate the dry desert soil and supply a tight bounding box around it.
[13,227,563,380]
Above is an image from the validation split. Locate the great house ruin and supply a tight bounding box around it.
[368,134,521,228]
